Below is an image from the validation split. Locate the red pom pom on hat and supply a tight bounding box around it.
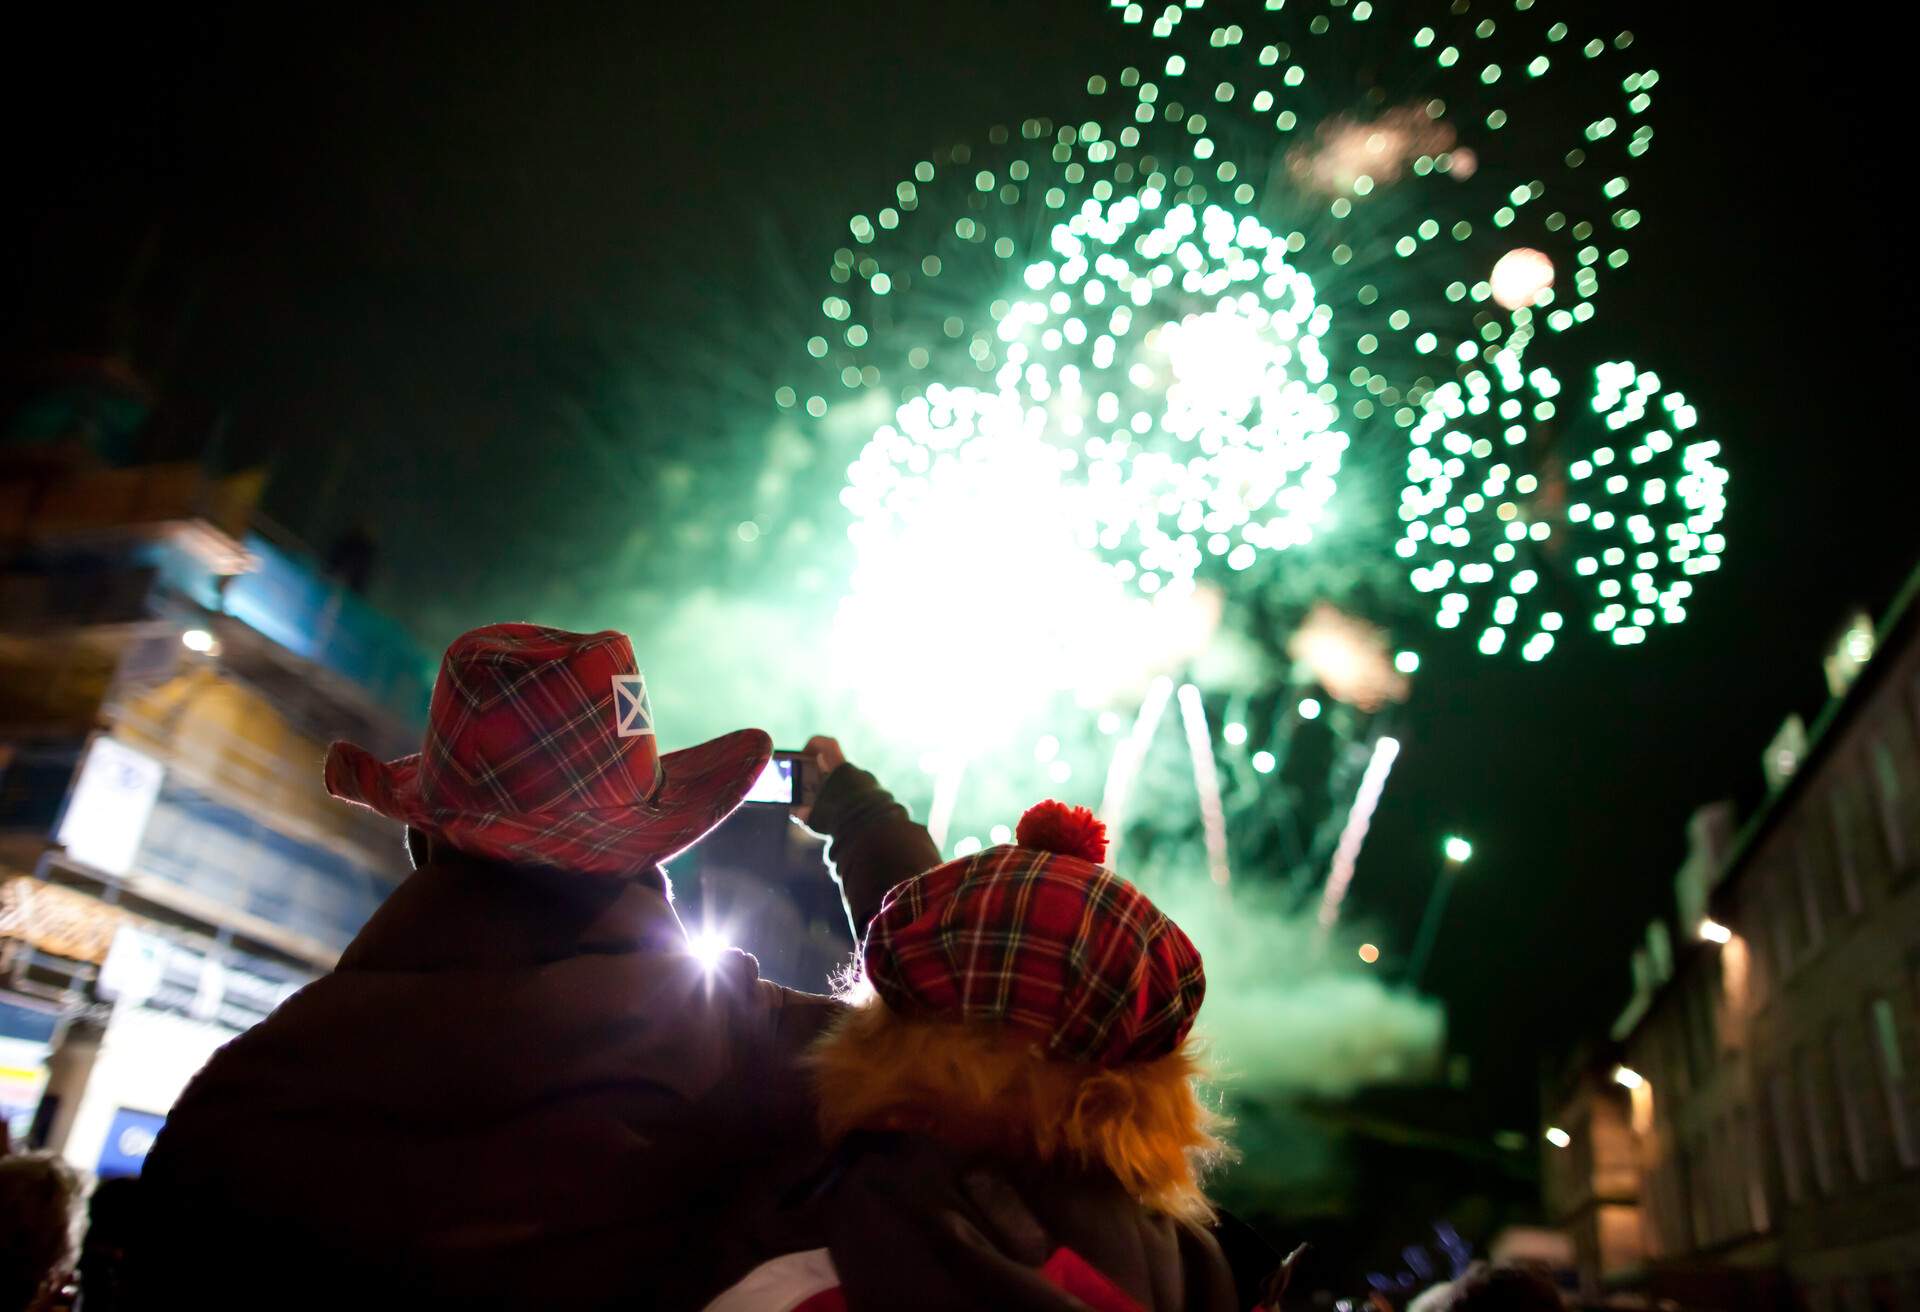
[1015,800,1108,865]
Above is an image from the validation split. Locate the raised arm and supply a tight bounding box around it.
[794,736,941,942]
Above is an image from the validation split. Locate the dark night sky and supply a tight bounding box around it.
[5,2,1916,1131]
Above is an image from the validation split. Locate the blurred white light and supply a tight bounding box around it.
[686,928,730,974]
[1251,750,1277,774]
[1545,1126,1572,1148]
[1223,721,1249,746]
[181,628,216,654]
[1490,247,1555,310]
[837,387,1226,752]
[1613,1065,1644,1090]
[1698,918,1732,944]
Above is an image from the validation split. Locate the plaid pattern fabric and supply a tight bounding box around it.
[863,843,1205,1066]
[324,623,770,872]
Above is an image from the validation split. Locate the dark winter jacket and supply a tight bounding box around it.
[778,1133,1240,1312]
[132,765,933,1310]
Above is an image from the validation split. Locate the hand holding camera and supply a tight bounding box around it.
[742,734,847,824]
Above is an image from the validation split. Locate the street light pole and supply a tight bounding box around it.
[1407,835,1472,988]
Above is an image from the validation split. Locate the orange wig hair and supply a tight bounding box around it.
[808,1000,1231,1224]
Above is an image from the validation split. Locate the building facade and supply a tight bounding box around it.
[0,420,427,1177]
[1542,567,1920,1310]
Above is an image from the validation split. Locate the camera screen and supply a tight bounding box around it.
[743,756,794,804]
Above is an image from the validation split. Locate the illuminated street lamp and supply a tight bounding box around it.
[1407,833,1474,987]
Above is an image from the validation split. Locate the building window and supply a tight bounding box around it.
[1826,784,1866,914]
[1748,910,1772,1009]
[1870,727,1919,884]
[1869,996,1918,1169]
[1769,1067,1806,1203]
[1830,1027,1873,1183]
[1741,1107,1771,1232]
[1686,1130,1712,1245]
[1684,979,1714,1087]
[1872,740,1906,868]
[1797,1043,1838,1195]
[1795,840,1828,954]
[1911,666,1920,766]
[1716,1114,1744,1238]
[1770,875,1798,978]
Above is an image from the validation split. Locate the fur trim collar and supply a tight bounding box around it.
[808,1004,1230,1223]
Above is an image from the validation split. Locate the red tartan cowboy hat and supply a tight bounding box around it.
[323,623,771,873]
[862,800,1205,1066]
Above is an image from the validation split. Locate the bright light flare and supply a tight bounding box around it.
[837,385,1165,746]
[1490,247,1555,311]
[1698,918,1732,944]
[181,628,217,654]
[1357,943,1381,964]
[686,927,730,974]
[1612,1064,1644,1090]
[1443,834,1474,864]
[1545,1126,1572,1148]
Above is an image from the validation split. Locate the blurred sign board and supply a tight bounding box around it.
[0,876,129,963]
[0,997,57,1144]
[55,736,163,876]
[99,925,301,1030]
[95,1106,167,1178]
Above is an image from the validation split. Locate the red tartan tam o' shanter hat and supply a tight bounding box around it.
[862,801,1206,1066]
[323,623,770,873]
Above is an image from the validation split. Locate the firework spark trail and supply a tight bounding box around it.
[928,754,968,853]
[1315,734,1403,934]
[1101,674,1176,864]
[1177,682,1232,888]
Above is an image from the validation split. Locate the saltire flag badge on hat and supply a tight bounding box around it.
[612,674,653,738]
